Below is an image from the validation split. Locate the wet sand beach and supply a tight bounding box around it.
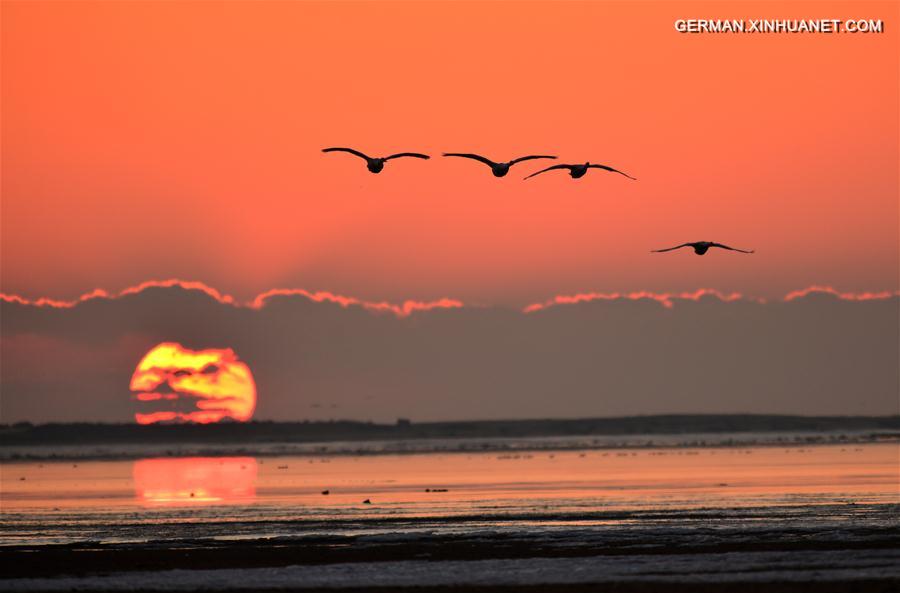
[2,440,898,591]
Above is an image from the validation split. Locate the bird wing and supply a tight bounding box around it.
[650,243,693,253]
[523,164,571,180]
[508,155,557,166]
[384,152,430,160]
[442,153,496,167]
[322,147,372,161]
[586,164,637,180]
[709,242,754,254]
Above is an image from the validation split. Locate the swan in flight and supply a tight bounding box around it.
[322,147,430,173]
[443,153,556,177]
[651,241,754,255]
[524,162,636,181]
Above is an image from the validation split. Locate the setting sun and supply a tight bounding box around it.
[130,343,256,424]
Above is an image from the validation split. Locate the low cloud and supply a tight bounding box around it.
[1,281,897,423]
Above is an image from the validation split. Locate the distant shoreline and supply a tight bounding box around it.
[3,414,898,445]
[1,414,897,462]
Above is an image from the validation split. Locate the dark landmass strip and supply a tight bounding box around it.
[6,583,900,593]
[35,583,897,593]
[1,414,898,446]
[2,530,899,593]
[3,528,899,579]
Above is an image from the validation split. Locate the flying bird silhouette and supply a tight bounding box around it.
[322,147,430,173]
[524,162,636,181]
[651,241,754,255]
[443,153,557,177]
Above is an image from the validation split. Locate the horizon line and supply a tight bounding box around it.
[5,411,899,429]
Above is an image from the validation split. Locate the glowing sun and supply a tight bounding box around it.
[130,343,256,424]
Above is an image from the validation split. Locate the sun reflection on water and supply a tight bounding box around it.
[132,457,257,506]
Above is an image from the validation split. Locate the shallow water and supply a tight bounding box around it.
[2,442,897,547]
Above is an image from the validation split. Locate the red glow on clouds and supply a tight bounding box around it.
[783,285,900,302]
[0,279,460,317]
[0,288,109,309]
[250,288,464,316]
[130,342,256,425]
[1,280,897,316]
[522,288,752,313]
[0,280,235,309]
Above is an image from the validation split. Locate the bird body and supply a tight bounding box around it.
[443,153,556,177]
[524,162,636,181]
[367,158,385,174]
[651,241,754,255]
[322,147,430,173]
[569,165,588,179]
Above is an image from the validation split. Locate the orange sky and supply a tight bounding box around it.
[2,0,897,306]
